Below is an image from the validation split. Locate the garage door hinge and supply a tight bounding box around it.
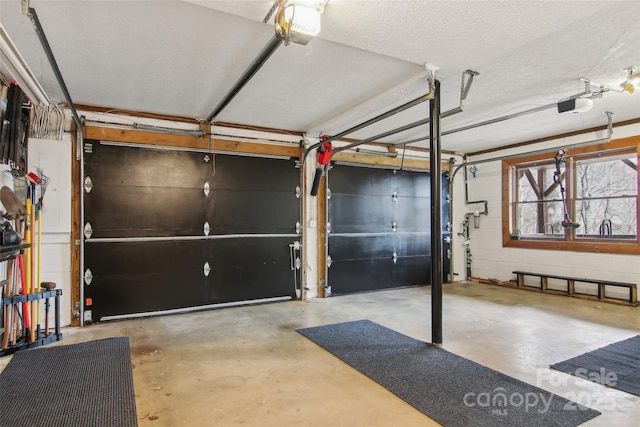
[84,269,93,285]
[84,222,93,239]
[84,176,93,193]
[327,255,332,268]
[204,181,210,196]
[295,186,301,199]
[327,188,332,199]
[204,222,210,236]
[324,283,332,296]
[203,262,211,277]
[83,143,93,154]
[295,221,302,234]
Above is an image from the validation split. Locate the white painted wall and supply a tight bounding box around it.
[303,137,319,298]
[451,123,640,293]
[28,136,72,326]
[450,155,467,282]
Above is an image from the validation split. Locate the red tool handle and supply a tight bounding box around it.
[311,141,332,196]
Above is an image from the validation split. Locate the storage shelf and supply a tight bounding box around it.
[0,243,31,262]
[2,289,63,357]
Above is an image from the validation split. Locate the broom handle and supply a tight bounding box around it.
[19,253,29,336]
[37,205,42,335]
[2,259,14,348]
[30,193,36,342]
[24,198,31,339]
[29,189,36,342]
[12,258,21,345]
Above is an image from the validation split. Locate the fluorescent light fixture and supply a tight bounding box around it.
[0,23,49,106]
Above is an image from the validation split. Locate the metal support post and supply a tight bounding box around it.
[430,80,443,344]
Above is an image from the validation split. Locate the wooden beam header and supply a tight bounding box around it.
[84,125,301,158]
[332,152,451,172]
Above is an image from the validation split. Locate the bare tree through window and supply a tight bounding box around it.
[575,153,637,239]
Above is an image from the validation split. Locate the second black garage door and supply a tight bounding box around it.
[326,163,451,295]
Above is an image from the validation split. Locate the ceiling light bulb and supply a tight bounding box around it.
[620,66,639,93]
[621,81,636,93]
[275,0,328,45]
[284,5,321,37]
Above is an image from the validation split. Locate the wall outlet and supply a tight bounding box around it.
[309,220,317,228]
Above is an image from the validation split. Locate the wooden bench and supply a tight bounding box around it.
[512,271,637,306]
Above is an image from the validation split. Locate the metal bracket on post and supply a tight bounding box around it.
[425,64,438,95]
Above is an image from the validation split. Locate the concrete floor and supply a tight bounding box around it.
[2,281,639,426]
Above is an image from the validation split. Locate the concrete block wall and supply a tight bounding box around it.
[451,123,640,296]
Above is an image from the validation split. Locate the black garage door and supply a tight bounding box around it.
[326,164,451,295]
[83,141,300,321]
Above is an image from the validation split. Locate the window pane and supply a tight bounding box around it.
[576,155,637,198]
[575,197,637,238]
[516,164,561,202]
[574,152,637,240]
[515,201,564,235]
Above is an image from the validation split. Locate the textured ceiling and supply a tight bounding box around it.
[1,0,639,153]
